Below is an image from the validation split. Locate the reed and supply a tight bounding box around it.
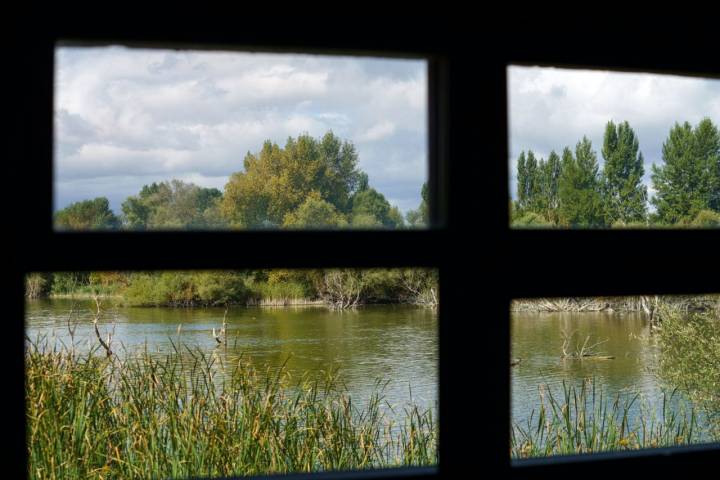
[511,378,702,459]
[26,339,437,479]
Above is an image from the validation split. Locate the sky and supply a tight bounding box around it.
[54,46,428,215]
[508,66,720,203]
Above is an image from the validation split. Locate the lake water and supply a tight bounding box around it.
[511,311,698,433]
[26,301,707,445]
[25,299,439,420]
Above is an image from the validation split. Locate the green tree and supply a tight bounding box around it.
[350,188,403,228]
[516,151,528,212]
[558,139,605,227]
[406,182,429,227]
[55,197,120,230]
[652,119,720,224]
[537,151,562,223]
[122,180,223,229]
[283,191,348,228]
[601,121,647,224]
[221,132,362,228]
[516,150,542,213]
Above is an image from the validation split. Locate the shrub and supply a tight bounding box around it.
[512,212,552,228]
[657,306,720,435]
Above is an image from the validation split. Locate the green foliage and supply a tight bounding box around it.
[360,270,405,303]
[351,188,403,228]
[690,209,720,227]
[657,306,720,435]
[601,121,647,224]
[123,271,249,307]
[610,220,649,229]
[121,180,224,230]
[221,132,363,228]
[512,118,720,229]
[244,269,317,302]
[406,183,429,227]
[51,272,91,295]
[558,139,606,227]
[516,151,542,212]
[652,119,720,224]
[25,273,51,299]
[536,151,562,223]
[41,268,440,308]
[351,212,383,228]
[511,212,552,228]
[55,197,120,230]
[283,191,348,229]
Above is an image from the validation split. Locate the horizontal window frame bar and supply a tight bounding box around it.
[17,231,448,271]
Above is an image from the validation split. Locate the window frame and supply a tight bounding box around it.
[10,16,720,480]
[11,18,450,480]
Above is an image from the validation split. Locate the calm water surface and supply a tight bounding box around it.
[26,300,438,418]
[512,311,697,431]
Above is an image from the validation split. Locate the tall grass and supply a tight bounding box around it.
[26,340,437,479]
[511,379,700,459]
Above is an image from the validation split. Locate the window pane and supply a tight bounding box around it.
[54,45,429,230]
[508,65,720,229]
[511,294,720,459]
[25,269,438,477]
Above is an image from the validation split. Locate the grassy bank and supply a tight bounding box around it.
[26,341,437,479]
[26,269,439,309]
[511,379,708,459]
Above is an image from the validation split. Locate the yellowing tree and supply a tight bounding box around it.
[221,132,362,228]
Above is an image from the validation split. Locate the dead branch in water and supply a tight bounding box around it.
[212,307,228,345]
[560,330,613,360]
[91,295,113,357]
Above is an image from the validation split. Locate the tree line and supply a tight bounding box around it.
[512,118,720,227]
[55,132,429,230]
[25,269,439,309]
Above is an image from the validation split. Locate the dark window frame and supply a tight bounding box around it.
[9,17,720,480]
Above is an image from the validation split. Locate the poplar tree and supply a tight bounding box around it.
[516,150,543,213]
[558,138,605,227]
[525,151,540,212]
[601,121,647,225]
[538,150,561,223]
[516,151,527,212]
[651,119,720,224]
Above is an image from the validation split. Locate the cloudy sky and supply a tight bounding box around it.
[54,46,427,215]
[508,66,720,202]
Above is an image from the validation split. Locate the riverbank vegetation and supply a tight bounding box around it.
[512,118,720,228]
[511,295,720,314]
[511,295,720,458]
[25,269,439,309]
[26,340,437,479]
[656,306,720,438]
[511,379,703,459]
[54,132,429,231]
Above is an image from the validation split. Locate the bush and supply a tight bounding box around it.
[51,272,91,295]
[690,209,720,227]
[124,271,250,307]
[511,212,552,228]
[657,306,720,435]
[611,220,649,228]
[25,273,51,299]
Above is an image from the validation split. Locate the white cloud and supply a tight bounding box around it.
[358,121,396,142]
[54,46,428,215]
[508,65,720,201]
